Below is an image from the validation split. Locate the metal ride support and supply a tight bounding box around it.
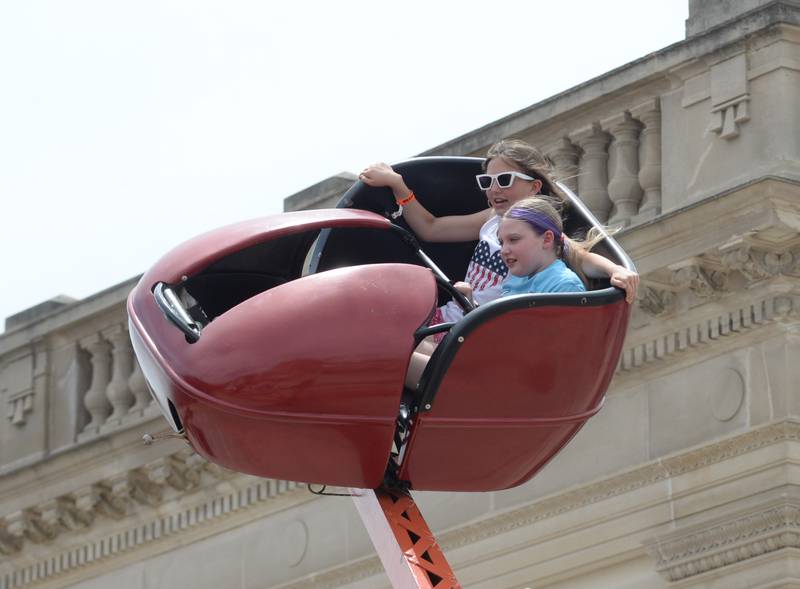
[351,486,461,589]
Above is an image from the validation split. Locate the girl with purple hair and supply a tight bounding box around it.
[405,197,589,389]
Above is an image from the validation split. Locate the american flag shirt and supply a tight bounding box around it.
[439,215,507,322]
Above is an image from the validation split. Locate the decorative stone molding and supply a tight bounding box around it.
[646,500,800,582]
[38,497,92,534]
[0,526,22,556]
[73,483,125,522]
[720,241,800,281]
[5,388,33,427]
[145,454,203,492]
[3,509,55,545]
[638,285,676,317]
[620,292,791,372]
[107,469,163,509]
[0,473,303,589]
[661,420,800,478]
[669,259,728,299]
[0,450,277,557]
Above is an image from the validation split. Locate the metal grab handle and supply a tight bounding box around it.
[153,282,201,343]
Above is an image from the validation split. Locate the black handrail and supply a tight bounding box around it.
[389,224,475,314]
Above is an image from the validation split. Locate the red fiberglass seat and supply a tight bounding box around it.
[128,156,634,492]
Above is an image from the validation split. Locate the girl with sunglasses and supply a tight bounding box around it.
[359,139,639,326]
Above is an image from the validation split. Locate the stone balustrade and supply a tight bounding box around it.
[537,101,663,228]
[0,279,162,478]
[77,324,153,438]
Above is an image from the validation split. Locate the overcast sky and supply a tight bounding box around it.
[0,1,689,333]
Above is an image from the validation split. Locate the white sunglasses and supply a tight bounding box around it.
[475,171,536,191]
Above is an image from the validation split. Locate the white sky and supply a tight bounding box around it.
[0,1,689,332]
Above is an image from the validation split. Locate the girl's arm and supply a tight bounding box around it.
[359,163,490,242]
[573,247,639,304]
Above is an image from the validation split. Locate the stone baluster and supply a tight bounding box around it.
[103,325,134,426]
[573,123,612,223]
[80,335,112,434]
[633,99,662,220]
[607,112,644,227]
[548,137,582,193]
[128,358,151,415]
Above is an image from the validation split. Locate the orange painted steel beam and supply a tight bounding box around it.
[351,486,461,589]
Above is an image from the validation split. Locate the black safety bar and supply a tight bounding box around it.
[389,224,475,315]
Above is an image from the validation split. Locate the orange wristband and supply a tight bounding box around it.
[397,191,416,206]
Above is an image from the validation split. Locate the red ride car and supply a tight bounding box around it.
[127,157,633,491]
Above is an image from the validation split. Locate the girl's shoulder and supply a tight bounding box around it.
[479,211,499,230]
[550,260,586,292]
[479,213,501,241]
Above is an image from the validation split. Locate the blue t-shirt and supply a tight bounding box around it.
[501,259,585,296]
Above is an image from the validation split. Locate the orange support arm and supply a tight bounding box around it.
[350,485,461,589]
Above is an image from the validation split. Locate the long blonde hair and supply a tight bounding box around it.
[503,197,607,286]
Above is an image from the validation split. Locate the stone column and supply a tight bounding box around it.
[80,335,112,434]
[127,359,151,415]
[634,100,662,221]
[573,124,612,223]
[607,112,643,226]
[547,137,581,193]
[103,326,134,426]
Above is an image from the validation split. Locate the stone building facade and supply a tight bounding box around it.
[2,1,800,587]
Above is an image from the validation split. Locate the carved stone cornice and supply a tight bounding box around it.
[646,499,800,582]
[720,241,800,281]
[638,285,676,317]
[38,497,91,535]
[72,483,125,522]
[669,259,729,299]
[145,452,203,492]
[4,509,55,545]
[624,222,800,375]
[0,464,304,589]
[0,525,21,556]
[621,177,800,276]
[0,450,251,559]
[621,289,796,373]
